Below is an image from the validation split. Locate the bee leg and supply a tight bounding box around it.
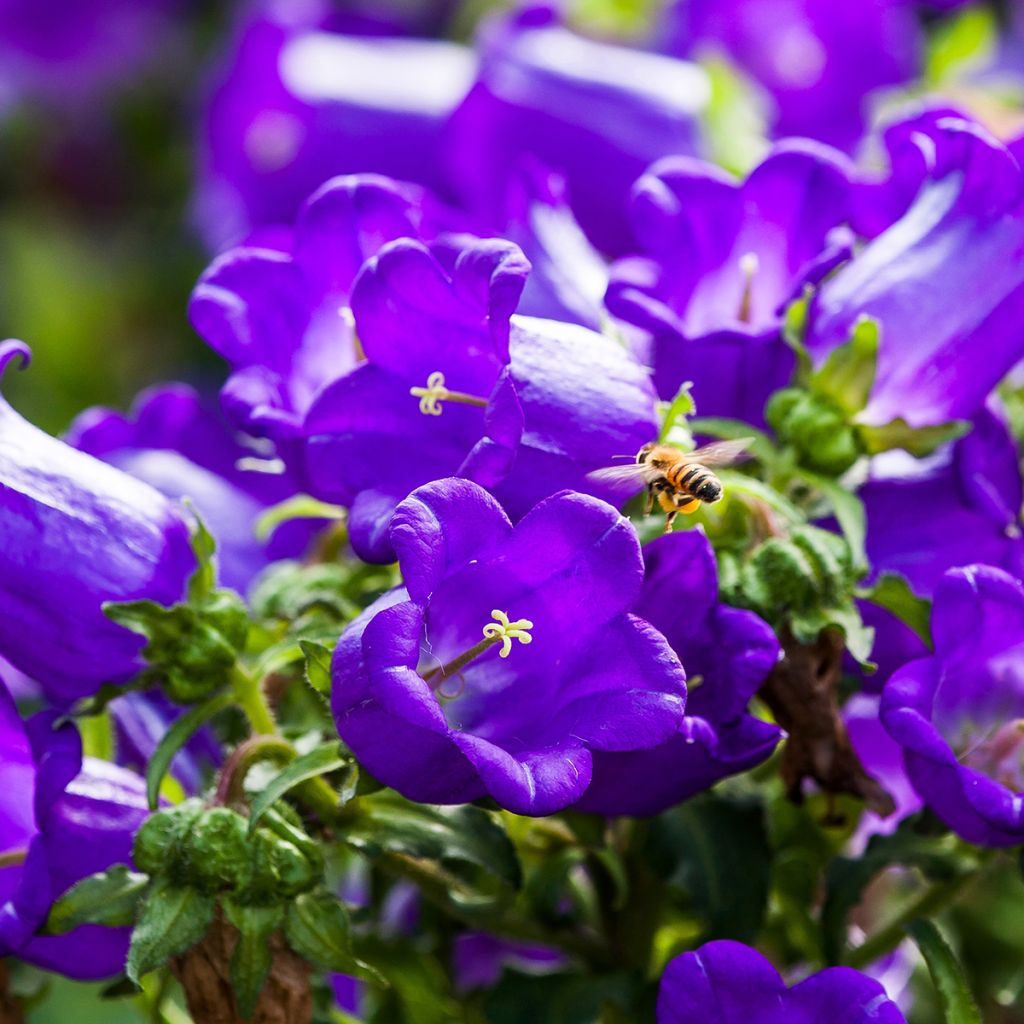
[663,510,678,534]
[644,485,655,516]
[679,497,701,515]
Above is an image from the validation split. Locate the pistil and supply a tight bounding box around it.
[422,609,534,691]
[737,252,759,324]
[410,371,489,416]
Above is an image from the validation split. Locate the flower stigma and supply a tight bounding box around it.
[421,609,534,691]
[737,251,759,324]
[409,370,489,416]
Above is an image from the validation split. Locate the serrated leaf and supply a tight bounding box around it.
[254,495,346,543]
[823,816,965,964]
[126,878,215,984]
[284,892,383,983]
[908,919,983,1024]
[858,573,933,647]
[247,743,350,834]
[47,865,149,934]
[222,900,284,1020]
[857,417,969,458]
[299,639,333,704]
[343,791,522,891]
[809,316,879,418]
[797,469,867,571]
[146,691,233,810]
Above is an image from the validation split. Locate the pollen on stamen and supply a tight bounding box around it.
[482,608,534,658]
[410,370,449,416]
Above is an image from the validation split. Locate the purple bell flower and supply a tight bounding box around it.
[331,479,687,816]
[66,382,321,595]
[194,3,474,249]
[808,118,1024,429]
[882,565,1024,846]
[576,530,781,816]
[859,403,1024,687]
[190,173,433,442]
[443,3,709,255]
[0,341,194,705]
[453,932,566,993]
[0,679,149,979]
[301,232,656,562]
[657,0,920,153]
[606,141,851,424]
[657,940,907,1023]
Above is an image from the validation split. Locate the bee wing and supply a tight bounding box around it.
[585,463,651,495]
[683,438,754,468]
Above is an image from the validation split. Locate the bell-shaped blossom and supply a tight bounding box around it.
[657,940,907,1023]
[0,679,149,978]
[66,382,321,594]
[882,565,1024,846]
[860,403,1024,687]
[190,173,433,441]
[331,479,688,816]
[302,234,656,561]
[576,530,781,816]
[0,342,194,705]
[194,3,474,248]
[443,4,709,255]
[0,0,179,111]
[606,142,851,423]
[808,118,1024,428]
[657,0,920,153]
[453,933,566,993]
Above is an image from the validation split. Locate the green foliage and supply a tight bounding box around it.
[909,919,983,1024]
[284,892,383,983]
[46,867,149,934]
[858,573,933,647]
[222,900,284,1020]
[126,877,215,985]
[247,742,353,833]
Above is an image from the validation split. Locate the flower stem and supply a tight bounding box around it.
[231,664,277,736]
[0,848,27,869]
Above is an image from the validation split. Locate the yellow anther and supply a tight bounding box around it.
[481,609,534,659]
[410,370,449,415]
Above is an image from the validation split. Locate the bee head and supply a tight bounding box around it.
[636,443,656,465]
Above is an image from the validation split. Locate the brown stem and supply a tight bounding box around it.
[0,963,23,1024]
[171,911,311,1024]
[759,628,895,818]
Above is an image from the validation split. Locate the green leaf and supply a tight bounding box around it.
[658,381,696,443]
[284,891,383,983]
[715,470,805,523]
[247,742,350,834]
[126,878,215,984]
[645,794,770,943]
[343,791,522,891]
[858,573,933,647]
[47,865,149,934]
[222,900,284,1020]
[858,417,970,458]
[925,6,996,85]
[184,501,218,602]
[908,919,983,1024]
[790,605,876,669]
[782,288,814,380]
[145,691,233,810]
[254,495,346,543]
[809,316,879,418]
[299,639,334,704]
[796,468,867,571]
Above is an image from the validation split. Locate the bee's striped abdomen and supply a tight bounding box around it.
[668,463,723,503]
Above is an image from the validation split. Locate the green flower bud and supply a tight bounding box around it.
[742,538,819,616]
[132,799,204,881]
[766,389,861,476]
[185,807,250,893]
[790,525,856,603]
[270,838,319,897]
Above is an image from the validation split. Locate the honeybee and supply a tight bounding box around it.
[590,439,752,533]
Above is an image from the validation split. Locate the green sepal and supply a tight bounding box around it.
[657,381,696,444]
[222,899,285,1020]
[857,573,933,647]
[299,639,334,707]
[46,865,149,934]
[908,919,983,1024]
[857,416,970,458]
[145,692,234,810]
[247,742,351,834]
[793,468,867,572]
[782,287,814,379]
[808,315,879,418]
[284,891,384,983]
[185,503,218,602]
[790,605,875,668]
[254,495,346,543]
[126,877,216,984]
